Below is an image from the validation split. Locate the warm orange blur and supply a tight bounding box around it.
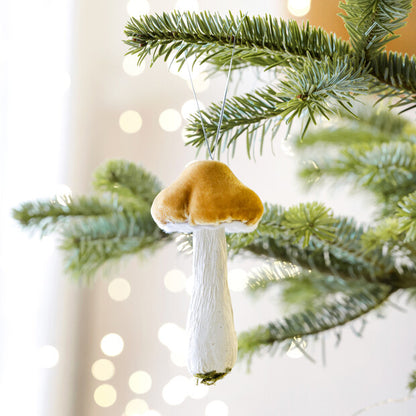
[294,0,416,55]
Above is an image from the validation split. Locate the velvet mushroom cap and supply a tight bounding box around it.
[151,160,264,233]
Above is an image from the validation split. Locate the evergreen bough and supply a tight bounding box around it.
[13,0,416,391]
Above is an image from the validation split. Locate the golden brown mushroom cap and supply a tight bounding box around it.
[151,160,264,233]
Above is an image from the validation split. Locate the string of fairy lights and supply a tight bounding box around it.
[36,1,312,415]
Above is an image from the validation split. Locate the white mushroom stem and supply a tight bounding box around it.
[187,226,238,381]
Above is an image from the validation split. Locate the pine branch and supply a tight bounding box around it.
[360,218,401,250]
[238,285,394,362]
[185,85,287,158]
[248,262,375,313]
[186,57,369,155]
[339,0,416,109]
[281,202,336,247]
[247,261,302,293]
[296,105,414,148]
[339,0,412,59]
[371,52,416,112]
[93,159,162,205]
[176,203,396,285]
[396,191,416,242]
[300,142,416,210]
[124,11,351,70]
[227,204,399,285]
[61,211,170,279]
[371,52,416,95]
[12,196,116,236]
[340,105,416,136]
[409,370,416,391]
[296,126,392,148]
[13,160,171,279]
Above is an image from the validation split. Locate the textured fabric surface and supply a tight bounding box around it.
[151,160,264,233]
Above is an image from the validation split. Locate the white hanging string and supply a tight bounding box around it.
[213,15,247,156]
[183,12,248,159]
[185,52,213,160]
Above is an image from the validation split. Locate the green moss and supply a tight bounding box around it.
[194,368,232,385]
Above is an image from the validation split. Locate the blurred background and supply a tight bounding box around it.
[1,0,416,415]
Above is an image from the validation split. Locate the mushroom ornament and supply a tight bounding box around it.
[151,160,263,384]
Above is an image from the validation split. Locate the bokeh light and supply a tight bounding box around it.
[127,0,150,17]
[228,268,248,292]
[287,0,311,16]
[181,99,205,120]
[158,323,187,352]
[123,55,146,76]
[170,350,187,367]
[174,0,199,12]
[108,277,131,301]
[159,109,182,132]
[38,345,59,368]
[91,358,115,381]
[185,274,194,295]
[119,110,143,134]
[94,384,117,408]
[188,378,209,399]
[125,398,149,415]
[142,411,161,416]
[100,333,124,357]
[164,269,187,293]
[129,370,152,394]
[186,73,210,93]
[162,375,190,405]
[205,400,229,416]
[54,184,72,206]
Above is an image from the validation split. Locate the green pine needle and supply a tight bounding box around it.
[61,210,168,279]
[409,370,416,391]
[339,0,412,59]
[12,196,117,236]
[124,11,351,69]
[396,191,416,242]
[238,285,394,363]
[300,141,416,212]
[93,159,162,205]
[281,202,337,247]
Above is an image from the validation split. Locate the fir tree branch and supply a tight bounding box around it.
[396,191,416,242]
[124,11,351,70]
[238,285,395,362]
[371,51,416,95]
[300,142,416,210]
[360,218,401,251]
[370,52,416,112]
[226,204,398,285]
[61,211,170,279]
[93,159,162,205]
[13,160,171,279]
[409,370,416,391]
[12,196,116,236]
[339,0,412,59]
[296,105,414,148]
[185,85,287,157]
[177,203,394,285]
[248,262,376,313]
[296,126,392,148]
[186,57,369,155]
[339,0,416,109]
[281,202,337,247]
[247,261,302,293]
